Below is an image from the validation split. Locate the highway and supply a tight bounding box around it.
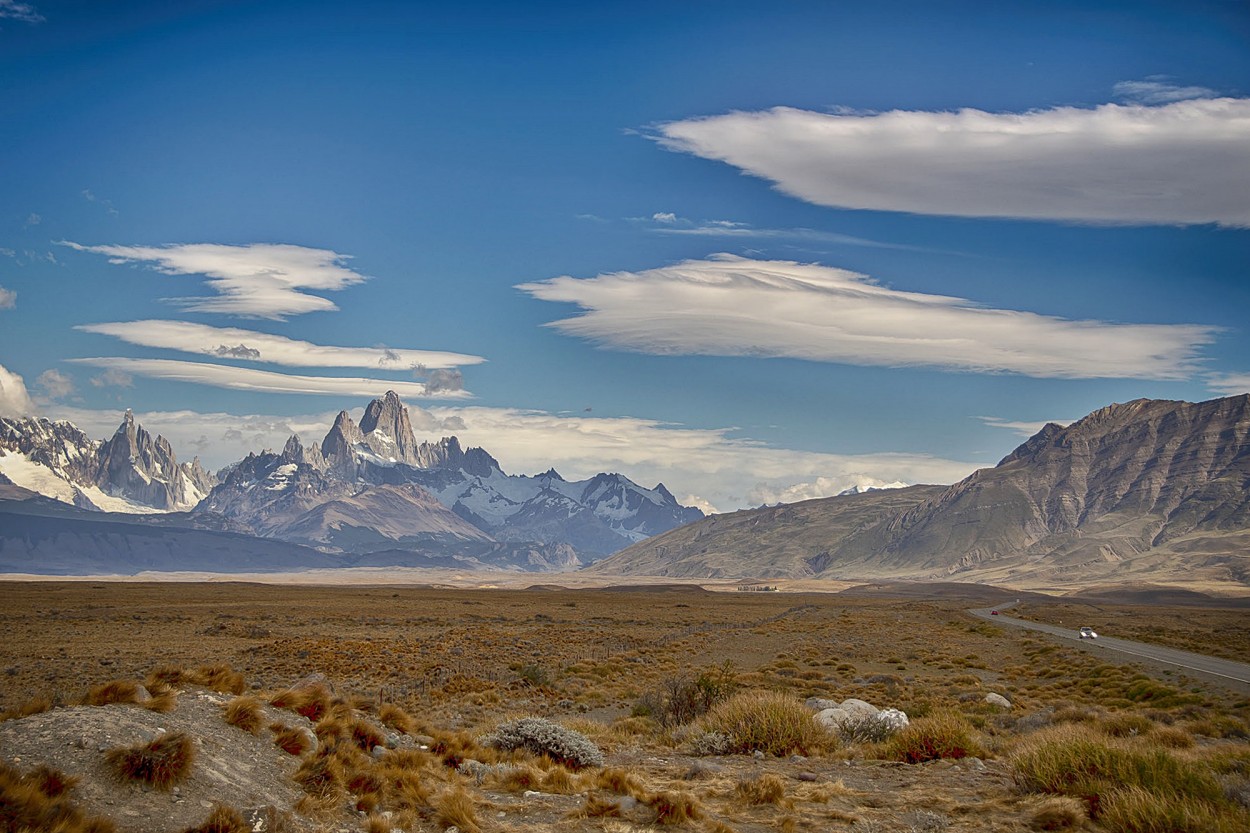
[968,605,1250,692]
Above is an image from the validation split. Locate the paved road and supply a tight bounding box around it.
[968,605,1250,691]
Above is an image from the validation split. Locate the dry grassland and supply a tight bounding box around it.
[1,581,1248,832]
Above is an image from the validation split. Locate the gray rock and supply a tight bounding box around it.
[985,693,1012,709]
[840,698,879,718]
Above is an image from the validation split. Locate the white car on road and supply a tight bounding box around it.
[1078,627,1098,639]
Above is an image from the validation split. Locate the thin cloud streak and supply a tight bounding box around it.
[65,358,472,399]
[518,255,1218,380]
[77,320,486,370]
[656,98,1250,227]
[1207,373,1250,396]
[978,415,1073,438]
[61,242,370,319]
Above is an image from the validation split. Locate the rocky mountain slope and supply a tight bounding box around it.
[593,395,1250,590]
[1,391,699,573]
[0,411,213,512]
[196,391,702,560]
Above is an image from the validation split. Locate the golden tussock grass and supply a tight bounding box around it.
[293,749,346,801]
[645,789,704,825]
[146,664,247,695]
[378,702,417,734]
[222,695,265,735]
[0,695,53,722]
[1026,795,1086,830]
[434,784,481,833]
[884,708,983,763]
[179,804,248,833]
[570,793,624,818]
[83,679,145,706]
[595,766,646,797]
[269,722,311,756]
[105,731,196,789]
[1009,724,1249,832]
[700,690,830,757]
[735,772,786,805]
[269,683,331,722]
[0,761,116,833]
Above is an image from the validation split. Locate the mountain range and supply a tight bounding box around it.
[591,394,1250,591]
[0,391,702,573]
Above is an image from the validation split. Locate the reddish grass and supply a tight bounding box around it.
[105,731,196,789]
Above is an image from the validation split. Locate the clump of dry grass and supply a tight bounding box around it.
[180,804,247,833]
[294,749,346,801]
[147,664,247,695]
[270,722,312,756]
[270,683,332,722]
[223,696,265,735]
[1010,724,1249,832]
[700,690,829,757]
[0,761,115,833]
[434,784,481,833]
[378,702,416,734]
[105,731,196,789]
[1027,795,1086,830]
[83,679,145,706]
[0,695,53,722]
[883,709,982,763]
[596,766,646,797]
[646,789,704,825]
[143,681,178,713]
[736,772,786,805]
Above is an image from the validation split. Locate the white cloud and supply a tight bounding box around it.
[652,212,678,223]
[518,255,1217,379]
[66,358,472,399]
[0,1,43,23]
[746,476,909,507]
[656,99,1250,227]
[76,320,486,370]
[0,286,14,309]
[90,368,134,389]
[46,405,344,469]
[1113,78,1218,105]
[645,216,931,251]
[35,368,74,399]
[978,416,1073,437]
[1207,373,1250,396]
[0,363,35,416]
[61,242,370,319]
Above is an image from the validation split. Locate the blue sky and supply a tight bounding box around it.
[1,0,1248,512]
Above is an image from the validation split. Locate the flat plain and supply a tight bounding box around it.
[2,580,1249,832]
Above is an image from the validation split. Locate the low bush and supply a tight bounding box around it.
[883,709,981,763]
[700,690,829,757]
[482,717,604,769]
[839,708,910,744]
[105,731,196,789]
[635,663,738,727]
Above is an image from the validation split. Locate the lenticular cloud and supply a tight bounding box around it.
[657,98,1250,227]
[518,255,1218,380]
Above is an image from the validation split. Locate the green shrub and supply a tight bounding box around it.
[636,663,737,728]
[699,690,829,757]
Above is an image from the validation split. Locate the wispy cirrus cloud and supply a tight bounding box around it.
[61,242,370,319]
[66,357,472,399]
[1113,77,1218,105]
[978,415,1073,438]
[636,212,934,252]
[517,254,1218,380]
[656,98,1250,227]
[1207,373,1250,396]
[0,1,43,23]
[76,320,486,370]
